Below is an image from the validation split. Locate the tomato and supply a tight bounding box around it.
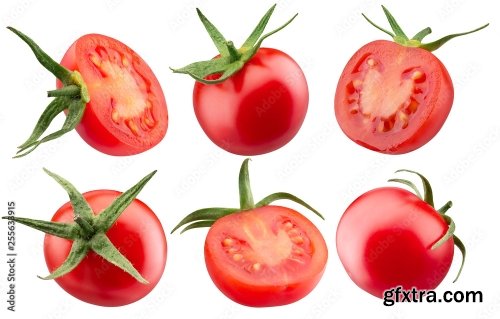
[205,205,327,307]
[173,5,308,155]
[334,6,487,154]
[336,170,465,298]
[194,48,308,155]
[335,40,453,154]
[172,159,326,307]
[58,34,168,156]
[44,190,167,306]
[6,169,165,307]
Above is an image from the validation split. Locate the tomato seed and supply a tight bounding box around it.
[367,58,376,67]
[283,221,293,230]
[112,110,120,124]
[291,236,304,245]
[223,238,234,247]
[252,263,261,271]
[126,120,139,136]
[233,254,243,262]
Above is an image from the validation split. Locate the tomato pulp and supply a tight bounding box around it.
[59,34,168,156]
[205,206,327,307]
[44,190,167,306]
[335,40,453,154]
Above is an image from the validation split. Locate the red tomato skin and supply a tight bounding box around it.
[194,48,309,155]
[335,40,453,154]
[58,34,168,156]
[204,206,327,307]
[43,190,167,306]
[336,187,454,298]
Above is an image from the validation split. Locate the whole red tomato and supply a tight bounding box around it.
[194,48,308,155]
[334,6,488,154]
[336,170,465,298]
[173,5,308,155]
[173,159,327,307]
[4,169,166,306]
[9,28,168,157]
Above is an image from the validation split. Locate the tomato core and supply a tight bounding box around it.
[348,56,427,133]
[87,46,157,137]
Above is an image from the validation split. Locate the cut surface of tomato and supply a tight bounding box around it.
[335,40,453,154]
[205,205,327,307]
[59,34,168,155]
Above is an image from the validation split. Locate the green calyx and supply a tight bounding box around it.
[171,159,323,234]
[170,4,297,84]
[363,5,488,51]
[8,27,90,158]
[389,169,465,283]
[2,169,156,283]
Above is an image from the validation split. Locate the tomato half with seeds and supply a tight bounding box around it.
[58,34,168,156]
[205,205,327,307]
[172,159,327,307]
[8,28,168,157]
[335,40,452,154]
[334,6,487,154]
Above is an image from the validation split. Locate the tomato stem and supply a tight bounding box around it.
[362,6,488,51]
[73,215,95,240]
[47,85,81,98]
[172,159,323,234]
[171,4,297,84]
[7,27,90,158]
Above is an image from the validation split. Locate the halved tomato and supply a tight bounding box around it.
[59,34,168,155]
[205,205,327,307]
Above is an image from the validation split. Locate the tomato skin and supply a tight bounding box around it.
[335,40,453,154]
[43,190,167,306]
[204,206,327,307]
[58,34,168,156]
[336,187,454,298]
[194,48,309,155]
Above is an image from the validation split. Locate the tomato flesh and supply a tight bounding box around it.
[205,206,327,307]
[59,34,168,156]
[335,40,453,154]
[336,187,454,298]
[44,190,167,306]
[194,48,308,155]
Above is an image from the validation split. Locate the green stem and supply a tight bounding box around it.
[226,41,241,62]
[47,85,80,98]
[73,215,95,239]
[239,159,255,210]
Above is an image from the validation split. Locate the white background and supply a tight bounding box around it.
[0,0,499,318]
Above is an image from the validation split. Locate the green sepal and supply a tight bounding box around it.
[389,169,466,283]
[2,169,156,283]
[180,220,216,234]
[452,235,466,283]
[8,27,90,158]
[239,158,254,210]
[38,239,89,280]
[362,6,488,51]
[2,216,79,240]
[95,170,157,231]
[171,4,297,84]
[171,208,239,234]
[90,233,148,284]
[395,169,434,207]
[43,168,94,222]
[172,159,323,234]
[256,192,324,220]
